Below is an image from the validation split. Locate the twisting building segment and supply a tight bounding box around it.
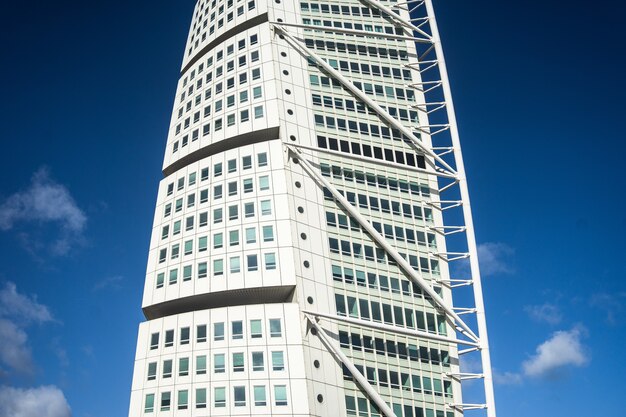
[128,0,496,416]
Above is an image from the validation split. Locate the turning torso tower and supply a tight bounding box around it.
[128,0,496,417]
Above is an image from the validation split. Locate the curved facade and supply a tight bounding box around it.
[129,0,495,416]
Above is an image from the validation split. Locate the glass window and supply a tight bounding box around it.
[254,105,264,118]
[253,86,262,98]
[229,205,238,220]
[230,256,241,273]
[243,178,253,193]
[232,320,243,339]
[156,272,164,289]
[233,352,245,372]
[179,357,189,376]
[259,175,270,190]
[214,322,224,341]
[252,351,264,371]
[245,227,256,243]
[214,387,226,408]
[271,351,284,371]
[196,388,207,409]
[229,230,239,246]
[160,392,171,411]
[244,202,255,217]
[250,319,262,338]
[234,386,246,407]
[198,262,207,279]
[228,159,237,173]
[180,327,190,345]
[184,240,193,255]
[144,393,155,413]
[147,362,157,380]
[257,152,268,167]
[214,208,223,223]
[265,253,276,270]
[269,319,282,337]
[261,200,271,215]
[164,330,174,347]
[214,353,225,373]
[214,232,223,248]
[178,390,188,410]
[254,385,266,406]
[150,332,159,350]
[196,355,207,375]
[198,236,207,252]
[213,259,224,276]
[274,385,288,406]
[242,155,252,169]
[214,162,223,177]
[262,225,274,242]
[247,254,258,271]
[228,181,237,196]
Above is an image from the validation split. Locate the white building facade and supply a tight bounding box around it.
[128,0,496,416]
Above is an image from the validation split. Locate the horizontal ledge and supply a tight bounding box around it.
[143,284,296,320]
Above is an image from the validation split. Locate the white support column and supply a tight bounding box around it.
[423,1,496,415]
[288,144,479,342]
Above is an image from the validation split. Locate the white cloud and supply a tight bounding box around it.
[0,282,53,324]
[0,282,54,375]
[92,275,124,292]
[0,385,71,417]
[493,370,522,385]
[522,328,589,378]
[477,242,514,276]
[0,168,86,255]
[524,303,562,325]
[0,319,33,374]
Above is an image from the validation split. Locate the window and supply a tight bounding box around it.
[198,262,207,279]
[147,362,157,381]
[244,202,255,217]
[179,357,189,376]
[272,351,285,371]
[180,327,190,345]
[254,386,266,406]
[234,386,246,407]
[214,162,223,177]
[161,392,171,411]
[214,184,223,199]
[214,208,223,223]
[196,355,207,375]
[159,249,167,263]
[274,385,288,406]
[198,236,207,252]
[245,227,256,243]
[254,105,264,118]
[171,244,179,259]
[150,333,159,350]
[214,322,224,341]
[229,205,238,220]
[214,259,224,276]
[173,221,181,235]
[250,319,262,338]
[242,155,252,169]
[265,253,276,270]
[269,319,282,337]
[162,360,172,379]
[228,159,237,173]
[243,178,253,193]
[257,152,268,167]
[229,230,239,246]
[214,353,225,373]
[161,225,169,239]
[259,175,270,190]
[178,390,188,410]
[165,330,174,347]
[261,200,271,215]
[253,86,262,98]
[164,203,171,217]
[196,388,207,409]
[184,240,193,255]
[232,320,243,339]
[186,216,194,230]
[196,325,207,343]
[230,256,241,273]
[214,387,226,408]
[233,352,245,372]
[213,232,223,249]
[145,394,155,413]
[262,225,274,242]
[228,181,237,196]
[247,254,258,271]
[156,272,164,289]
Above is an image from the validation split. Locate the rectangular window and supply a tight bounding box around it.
[180,327,190,345]
[234,386,246,407]
[272,351,285,371]
[252,351,264,371]
[254,105,264,118]
[198,236,207,252]
[229,230,239,246]
[228,181,237,196]
[183,265,192,281]
[233,352,245,372]
[214,387,226,408]
[213,259,224,276]
[198,262,207,279]
[196,388,207,409]
[254,385,266,406]
[259,175,270,190]
[214,208,223,223]
[250,319,262,338]
[274,385,288,406]
[245,227,256,243]
[164,330,174,347]
[228,205,238,220]
[257,152,268,167]
[145,394,155,413]
[179,357,189,376]
[196,355,207,375]
[230,256,241,273]
[261,200,271,215]
[178,390,188,410]
[214,232,223,248]
[243,178,253,193]
[163,359,172,378]
[262,225,274,242]
[160,392,171,411]
[228,159,237,173]
[247,254,258,271]
[244,202,255,217]
[269,319,282,337]
[265,253,276,270]
[184,240,193,255]
[214,353,225,373]
[147,362,157,380]
[156,272,164,289]
[150,332,159,350]
[214,322,224,341]
[232,320,243,339]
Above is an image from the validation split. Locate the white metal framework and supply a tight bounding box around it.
[273,0,496,415]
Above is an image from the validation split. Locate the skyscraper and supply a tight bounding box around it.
[128,0,495,416]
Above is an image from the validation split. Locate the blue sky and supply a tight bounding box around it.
[0,0,624,416]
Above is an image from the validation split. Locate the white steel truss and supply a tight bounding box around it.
[273,0,497,415]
